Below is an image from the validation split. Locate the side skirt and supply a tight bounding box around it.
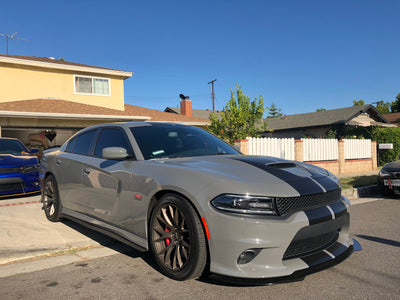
[62,210,148,253]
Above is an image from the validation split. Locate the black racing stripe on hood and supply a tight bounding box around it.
[312,175,340,192]
[231,157,324,195]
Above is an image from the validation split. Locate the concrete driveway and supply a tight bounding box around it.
[0,194,131,277]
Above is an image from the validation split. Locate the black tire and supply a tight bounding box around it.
[149,193,207,281]
[42,174,63,222]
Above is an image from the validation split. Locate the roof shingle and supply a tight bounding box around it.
[0,99,209,124]
[265,105,387,131]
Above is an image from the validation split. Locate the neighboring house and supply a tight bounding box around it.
[164,106,221,119]
[0,54,130,111]
[382,112,400,127]
[263,105,392,139]
[0,55,208,150]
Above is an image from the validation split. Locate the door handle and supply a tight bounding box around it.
[83,168,91,175]
[56,160,61,166]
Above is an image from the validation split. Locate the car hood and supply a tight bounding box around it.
[382,160,400,172]
[152,155,340,196]
[0,153,38,167]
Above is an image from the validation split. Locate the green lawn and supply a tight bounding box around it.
[340,175,377,190]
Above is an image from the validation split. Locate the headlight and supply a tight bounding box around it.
[24,165,39,173]
[211,194,277,215]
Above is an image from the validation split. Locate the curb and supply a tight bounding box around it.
[342,185,379,200]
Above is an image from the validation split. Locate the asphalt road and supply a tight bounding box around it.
[1,198,399,300]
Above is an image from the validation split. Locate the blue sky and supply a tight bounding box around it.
[1,0,399,116]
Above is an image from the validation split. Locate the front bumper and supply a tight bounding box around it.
[378,176,400,194]
[0,172,41,197]
[206,196,353,279]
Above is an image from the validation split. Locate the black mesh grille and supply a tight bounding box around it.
[275,189,341,216]
[283,231,339,260]
[0,183,24,192]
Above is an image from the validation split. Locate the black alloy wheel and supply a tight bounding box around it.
[149,194,207,280]
[43,174,62,222]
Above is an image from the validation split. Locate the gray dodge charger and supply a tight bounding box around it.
[40,122,354,282]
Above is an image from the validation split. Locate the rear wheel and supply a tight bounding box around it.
[42,174,63,222]
[149,194,207,280]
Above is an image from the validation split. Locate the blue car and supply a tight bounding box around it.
[0,138,40,197]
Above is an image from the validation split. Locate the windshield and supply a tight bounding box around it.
[0,139,28,154]
[130,125,240,160]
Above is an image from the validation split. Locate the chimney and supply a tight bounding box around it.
[179,94,192,117]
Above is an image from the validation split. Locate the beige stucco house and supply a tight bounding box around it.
[0,55,208,150]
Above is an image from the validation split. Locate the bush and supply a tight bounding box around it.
[371,127,400,165]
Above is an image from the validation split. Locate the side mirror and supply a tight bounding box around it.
[102,147,128,160]
[30,148,39,154]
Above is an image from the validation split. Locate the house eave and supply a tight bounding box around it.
[0,56,133,79]
[0,110,149,121]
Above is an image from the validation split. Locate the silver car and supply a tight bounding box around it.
[40,122,353,282]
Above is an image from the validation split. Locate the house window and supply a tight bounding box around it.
[74,75,110,96]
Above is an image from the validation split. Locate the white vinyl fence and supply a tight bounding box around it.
[247,137,295,160]
[343,139,372,159]
[246,137,372,162]
[302,138,338,162]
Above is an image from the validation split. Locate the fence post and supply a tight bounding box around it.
[371,141,377,169]
[295,140,303,162]
[234,139,249,155]
[338,140,345,174]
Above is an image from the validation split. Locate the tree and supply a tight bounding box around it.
[390,92,400,112]
[208,85,267,143]
[266,102,283,118]
[375,100,391,114]
[353,99,365,106]
[316,108,327,112]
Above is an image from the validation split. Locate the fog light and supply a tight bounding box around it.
[237,248,261,265]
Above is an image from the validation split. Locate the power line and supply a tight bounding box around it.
[125,93,210,99]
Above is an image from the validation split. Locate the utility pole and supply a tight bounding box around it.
[208,79,216,111]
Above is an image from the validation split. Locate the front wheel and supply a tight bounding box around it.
[42,174,63,222]
[149,194,207,280]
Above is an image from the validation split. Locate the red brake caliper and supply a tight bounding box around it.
[165,227,171,246]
